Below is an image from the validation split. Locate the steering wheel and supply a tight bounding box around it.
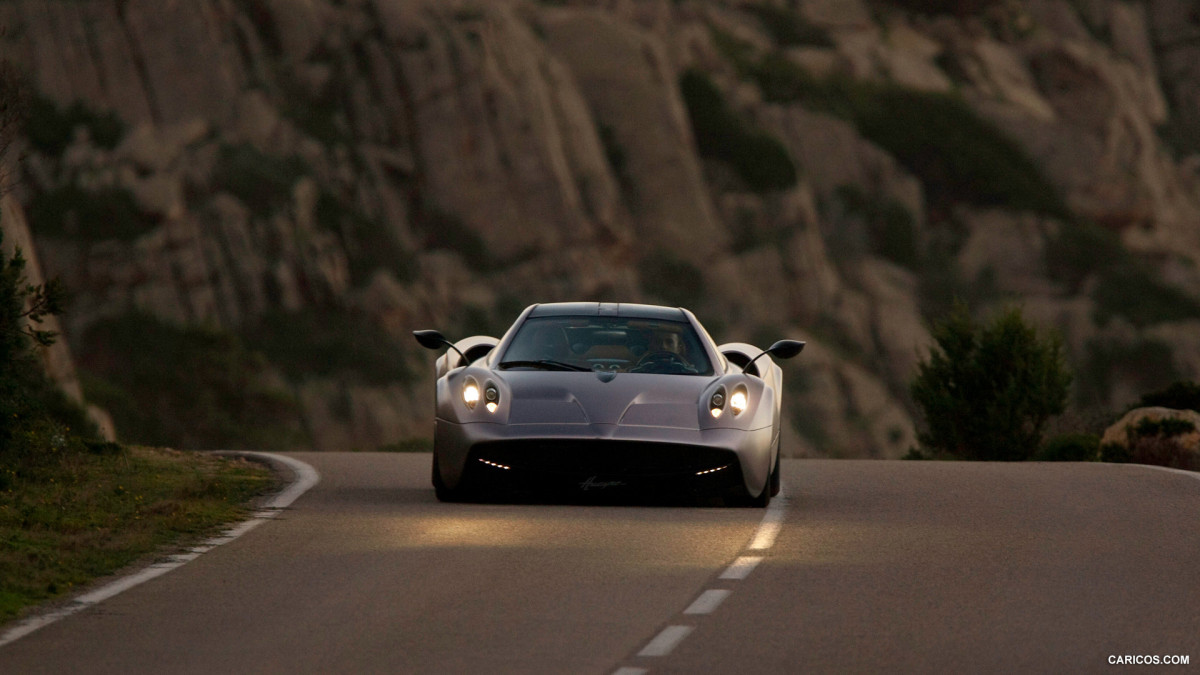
[633,351,691,372]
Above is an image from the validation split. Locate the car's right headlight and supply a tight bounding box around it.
[463,378,480,409]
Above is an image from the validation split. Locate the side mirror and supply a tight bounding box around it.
[742,339,805,372]
[766,339,805,360]
[413,329,450,351]
[412,330,468,363]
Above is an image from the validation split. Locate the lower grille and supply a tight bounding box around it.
[469,440,737,479]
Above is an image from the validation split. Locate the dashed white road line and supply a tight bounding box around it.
[719,555,764,580]
[638,625,695,657]
[683,589,731,615]
[0,452,318,649]
[619,492,789,673]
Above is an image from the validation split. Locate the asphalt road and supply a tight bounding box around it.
[1,454,1198,674]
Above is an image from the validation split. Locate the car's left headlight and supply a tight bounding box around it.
[463,378,480,409]
[729,387,748,416]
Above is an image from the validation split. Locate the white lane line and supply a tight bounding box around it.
[0,452,319,649]
[748,494,787,550]
[683,589,731,615]
[720,555,763,580]
[638,625,694,657]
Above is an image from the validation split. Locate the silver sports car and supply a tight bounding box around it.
[413,302,804,506]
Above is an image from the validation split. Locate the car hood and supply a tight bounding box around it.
[500,371,714,428]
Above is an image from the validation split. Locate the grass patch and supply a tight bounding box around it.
[0,447,274,622]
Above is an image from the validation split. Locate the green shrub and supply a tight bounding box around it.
[1036,433,1100,461]
[1137,381,1200,413]
[679,68,797,193]
[27,184,158,242]
[1131,417,1196,438]
[1,229,97,464]
[1099,441,1131,463]
[910,304,1072,461]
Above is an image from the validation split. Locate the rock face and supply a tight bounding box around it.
[2,0,1199,456]
[1102,407,1200,455]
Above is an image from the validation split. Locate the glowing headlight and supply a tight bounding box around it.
[710,389,726,418]
[730,390,748,415]
[463,381,480,409]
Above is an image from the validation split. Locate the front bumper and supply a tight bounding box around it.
[434,419,773,496]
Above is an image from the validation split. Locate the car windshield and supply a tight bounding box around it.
[499,316,714,375]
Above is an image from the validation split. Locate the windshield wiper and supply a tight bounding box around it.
[498,359,591,372]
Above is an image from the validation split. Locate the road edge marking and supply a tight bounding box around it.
[0,452,319,649]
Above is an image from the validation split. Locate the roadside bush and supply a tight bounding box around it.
[910,304,1072,461]
[1036,433,1100,461]
[1137,381,1200,413]
[0,230,98,467]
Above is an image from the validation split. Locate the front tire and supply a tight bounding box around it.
[432,454,469,502]
[770,438,781,497]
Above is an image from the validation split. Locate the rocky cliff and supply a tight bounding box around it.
[2,0,1199,456]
